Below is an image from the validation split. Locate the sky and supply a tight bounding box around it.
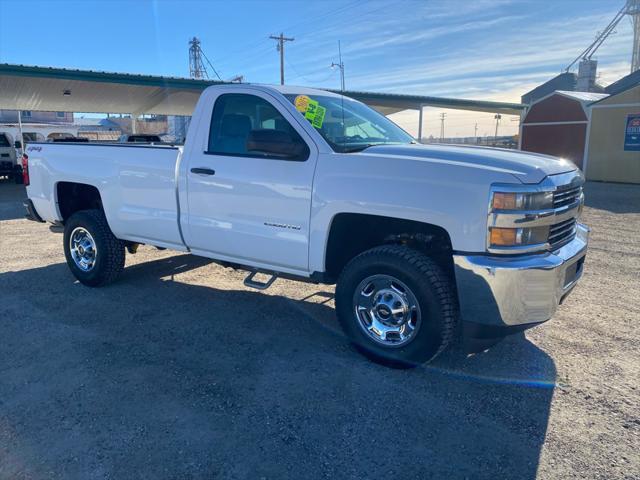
[0,0,635,138]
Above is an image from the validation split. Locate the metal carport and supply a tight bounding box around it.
[0,63,525,140]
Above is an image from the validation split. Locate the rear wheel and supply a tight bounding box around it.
[63,210,125,287]
[335,245,457,367]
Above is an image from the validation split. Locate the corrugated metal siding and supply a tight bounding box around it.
[523,95,587,123]
[521,123,586,168]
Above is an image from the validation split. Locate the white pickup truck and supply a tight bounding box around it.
[23,84,589,366]
[0,132,20,182]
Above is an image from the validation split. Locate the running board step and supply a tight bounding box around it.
[243,271,278,290]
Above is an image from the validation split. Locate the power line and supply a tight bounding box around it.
[212,0,362,67]
[284,57,338,83]
[213,0,404,81]
[269,33,295,85]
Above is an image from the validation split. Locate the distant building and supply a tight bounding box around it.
[75,117,123,141]
[520,69,640,184]
[105,115,168,136]
[0,110,73,124]
[520,91,608,169]
[585,69,640,184]
[521,72,605,105]
[168,115,191,143]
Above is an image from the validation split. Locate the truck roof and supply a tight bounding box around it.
[206,83,345,100]
[265,84,344,98]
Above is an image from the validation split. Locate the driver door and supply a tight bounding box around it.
[184,91,318,274]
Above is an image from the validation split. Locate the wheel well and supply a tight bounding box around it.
[324,213,454,281]
[56,182,103,222]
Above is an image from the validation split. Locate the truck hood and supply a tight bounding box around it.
[361,144,577,184]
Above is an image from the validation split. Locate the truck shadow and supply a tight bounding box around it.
[0,254,556,479]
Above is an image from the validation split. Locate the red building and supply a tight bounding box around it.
[520,91,608,169]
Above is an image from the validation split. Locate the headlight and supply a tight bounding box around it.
[489,226,549,248]
[488,188,554,251]
[491,191,553,211]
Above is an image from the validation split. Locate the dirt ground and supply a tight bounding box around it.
[0,180,638,479]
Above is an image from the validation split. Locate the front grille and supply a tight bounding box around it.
[549,217,577,249]
[553,185,582,208]
[1,153,9,158]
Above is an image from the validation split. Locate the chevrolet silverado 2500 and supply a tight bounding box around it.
[23,84,589,366]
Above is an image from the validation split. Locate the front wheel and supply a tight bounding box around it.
[63,210,125,287]
[335,245,458,367]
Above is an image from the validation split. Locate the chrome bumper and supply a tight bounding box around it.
[453,224,589,328]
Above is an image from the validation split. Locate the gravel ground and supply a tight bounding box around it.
[0,180,638,479]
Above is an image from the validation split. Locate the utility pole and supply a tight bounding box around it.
[630,0,640,72]
[439,113,446,142]
[331,40,345,91]
[474,122,478,138]
[494,114,502,139]
[269,33,294,85]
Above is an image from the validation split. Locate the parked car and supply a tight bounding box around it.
[118,134,162,144]
[0,133,22,183]
[22,84,589,366]
[50,137,90,143]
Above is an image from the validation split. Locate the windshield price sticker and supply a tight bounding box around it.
[312,106,326,128]
[294,95,310,112]
[303,99,326,129]
[305,99,319,119]
[294,95,326,129]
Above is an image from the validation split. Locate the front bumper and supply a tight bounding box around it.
[453,224,589,331]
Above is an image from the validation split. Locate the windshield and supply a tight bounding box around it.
[285,94,413,153]
[0,134,10,147]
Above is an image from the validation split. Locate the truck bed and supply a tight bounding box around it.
[25,142,187,250]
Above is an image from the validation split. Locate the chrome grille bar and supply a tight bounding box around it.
[553,186,582,208]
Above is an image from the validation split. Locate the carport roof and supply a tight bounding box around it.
[0,63,525,116]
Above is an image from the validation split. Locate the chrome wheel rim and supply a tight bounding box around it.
[353,274,421,347]
[69,227,97,272]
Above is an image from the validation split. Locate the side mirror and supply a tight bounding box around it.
[14,140,22,149]
[246,129,308,160]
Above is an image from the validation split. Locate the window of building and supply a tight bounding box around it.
[21,111,32,118]
[56,112,66,118]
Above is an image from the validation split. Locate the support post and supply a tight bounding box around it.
[131,114,137,134]
[17,110,24,155]
[417,105,424,143]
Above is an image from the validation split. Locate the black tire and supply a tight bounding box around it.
[63,209,125,287]
[335,245,458,367]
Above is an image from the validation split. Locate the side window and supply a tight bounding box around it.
[207,93,309,161]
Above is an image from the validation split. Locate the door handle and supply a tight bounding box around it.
[191,167,216,175]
